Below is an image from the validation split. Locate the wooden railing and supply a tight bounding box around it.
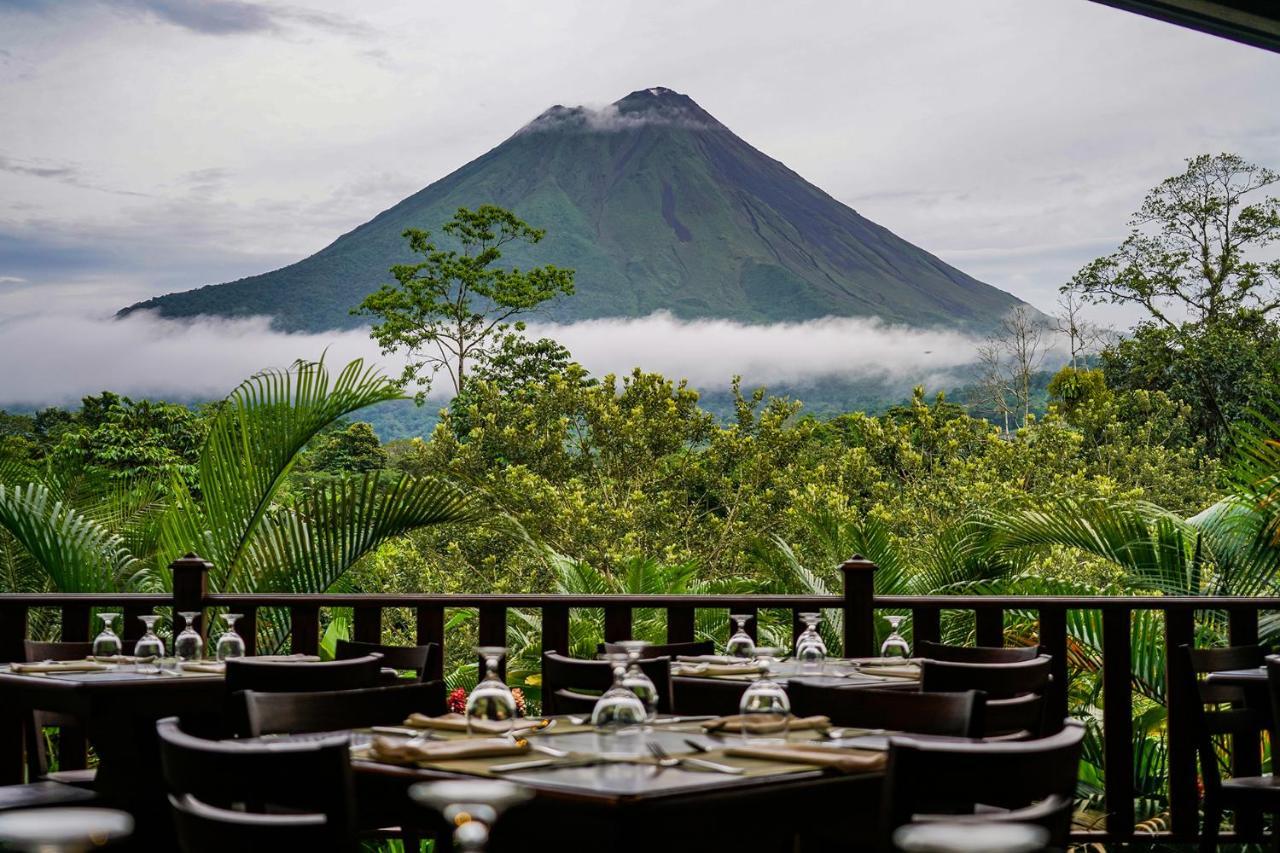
[2,553,1277,846]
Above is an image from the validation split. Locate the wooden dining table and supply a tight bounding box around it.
[347,717,891,853]
[671,657,921,716]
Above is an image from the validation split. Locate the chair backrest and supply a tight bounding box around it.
[1180,644,1268,794]
[921,657,1053,739]
[334,639,437,681]
[598,640,715,659]
[541,651,673,715]
[918,640,1041,665]
[788,685,985,738]
[224,654,384,695]
[168,793,336,853]
[23,640,94,662]
[156,717,355,852]
[881,720,1084,851]
[242,682,445,737]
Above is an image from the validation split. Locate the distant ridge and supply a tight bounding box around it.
[120,87,1026,331]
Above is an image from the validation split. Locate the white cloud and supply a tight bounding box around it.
[0,310,1002,407]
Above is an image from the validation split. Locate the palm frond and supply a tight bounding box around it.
[239,473,476,594]
[0,483,136,592]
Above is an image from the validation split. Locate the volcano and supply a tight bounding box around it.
[120,87,1025,331]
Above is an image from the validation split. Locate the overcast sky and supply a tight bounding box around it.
[1,0,1278,403]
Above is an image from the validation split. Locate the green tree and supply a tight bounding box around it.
[1065,153,1280,450]
[354,205,576,402]
[307,422,388,474]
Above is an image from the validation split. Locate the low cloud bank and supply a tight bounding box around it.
[0,309,987,408]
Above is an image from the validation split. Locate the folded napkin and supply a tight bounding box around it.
[703,714,830,735]
[724,743,885,773]
[404,712,542,735]
[9,661,109,674]
[855,664,920,680]
[676,654,742,664]
[89,655,155,664]
[370,735,530,765]
[179,661,225,674]
[672,662,768,677]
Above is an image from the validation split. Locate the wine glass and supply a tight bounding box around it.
[409,779,532,852]
[0,807,133,853]
[134,615,165,673]
[591,653,647,753]
[726,614,756,659]
[466,647,517,736]
[738,647,791,744]
[91,613,122,659]
[614,640,659,723]
[215,613,246,661]
[174,611,203,662]
[881,614,911,659]
[795,612,827,673]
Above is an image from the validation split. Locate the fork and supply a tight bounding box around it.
[649,741,744,775]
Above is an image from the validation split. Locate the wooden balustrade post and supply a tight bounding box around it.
[840,555,878,657]
[170,553,212,639]
[1102,607,1134,839]
[1165,606,1197,838]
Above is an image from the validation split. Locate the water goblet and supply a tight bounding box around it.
[215,613,246,661]
[614,640,659,722]
[795,612,827,673]
[174,611,203,662]
[91,612,122,660]
[134,614,165,673]
[738,647,791,744]
[726,614,756,659]
[881,614,911,659]
[466,647,517,737]
[409,779,532,852]
[591,653,647,754]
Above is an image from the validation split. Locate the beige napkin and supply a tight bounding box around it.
[370,736,530,765]
[179,661,226,674]
[724,743,886,773]
[672,662,768,677]
[404,712,545,735]
[9,661,110,674]
[855,664,920,680]
[676,654,740,664]
[89,655,155,664]
[703,714,830,735]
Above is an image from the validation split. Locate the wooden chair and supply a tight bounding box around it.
[789,685,985,738]
[224,654,384,695]
[881,720,1084,852]
[917,640,1041,665]
[335,639,438,684]
[541,651,673,715]
[921,657,1052,739]
[241,682,445,737]
[157,716,356,853]
[598,640,716,658]
[21,641,95,788]
[1181,644,1274,852]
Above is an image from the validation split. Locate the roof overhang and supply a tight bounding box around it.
[1089,0,1280,52]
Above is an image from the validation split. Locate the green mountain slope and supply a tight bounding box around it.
[120,87,1024,331]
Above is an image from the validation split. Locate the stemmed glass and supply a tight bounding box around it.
[215,613,246,661]
[614,640,659,723]
[466,647,517,736]
[591,653,647,754]
[738,647,791,744]
[134,615,165,673]
[726,614,756,659]
[91,613,122,659]
[881,614,911,659]
[409,779,532,852]
[795,612,827,673]
[174,612,203,662]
